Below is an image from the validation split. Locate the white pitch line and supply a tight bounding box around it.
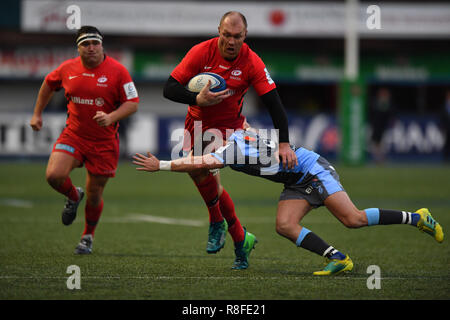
[98,215,274,225]
[124,213,206,227]
[0,198,33,208]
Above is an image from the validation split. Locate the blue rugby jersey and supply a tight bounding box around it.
[211,130,320,185]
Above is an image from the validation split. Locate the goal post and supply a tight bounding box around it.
[339,0,367,165]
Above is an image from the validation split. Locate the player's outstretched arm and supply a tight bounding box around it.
[133,152,224,173]
[30,80,55,131]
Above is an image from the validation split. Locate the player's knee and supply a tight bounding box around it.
[85,187,104,205]
[86,196,102,208]
[275,218,293,237]
[341,210,366,228]
[45,171,66,187]
[342,219,358,229]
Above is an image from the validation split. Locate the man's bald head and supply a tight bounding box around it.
[219,11,247,30]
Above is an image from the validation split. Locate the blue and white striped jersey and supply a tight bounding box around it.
[211,130,320,185]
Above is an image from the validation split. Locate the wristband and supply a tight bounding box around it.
[159,160,172,171]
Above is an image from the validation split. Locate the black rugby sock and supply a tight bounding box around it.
[296,228,345,259]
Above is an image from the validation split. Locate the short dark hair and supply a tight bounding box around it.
[219,11,247,29]
[75,26,103,41]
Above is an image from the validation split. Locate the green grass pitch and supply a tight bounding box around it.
[0,161,449,300]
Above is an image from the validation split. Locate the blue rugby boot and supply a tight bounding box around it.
[206,220,227,254]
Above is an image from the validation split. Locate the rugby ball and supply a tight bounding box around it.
[187,72,226,93]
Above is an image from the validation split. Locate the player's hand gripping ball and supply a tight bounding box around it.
[187,72,226,93]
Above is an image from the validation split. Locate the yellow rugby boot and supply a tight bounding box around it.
[415,208,444,243]
[313,254,353,276]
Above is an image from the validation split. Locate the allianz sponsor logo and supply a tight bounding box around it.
[71,96,94,105]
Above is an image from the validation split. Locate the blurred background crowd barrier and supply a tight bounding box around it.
[0,0,449,164]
